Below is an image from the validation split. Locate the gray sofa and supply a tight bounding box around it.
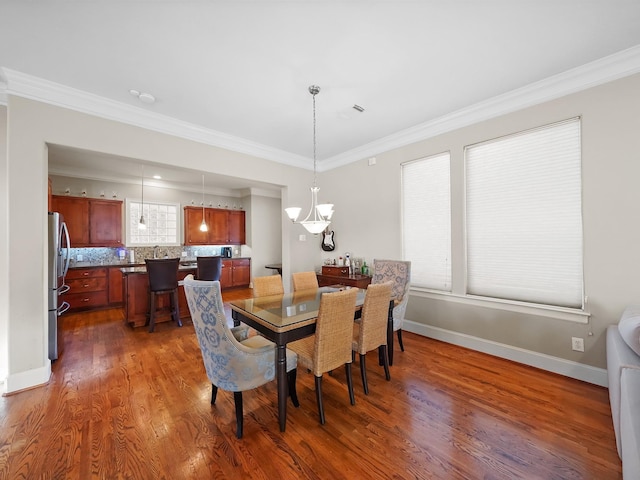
[606,305,640,479]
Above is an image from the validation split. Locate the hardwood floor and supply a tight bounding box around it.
[0,288,622,479]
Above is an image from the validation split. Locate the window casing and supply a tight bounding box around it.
[401,117,584,313]
[465,118,583,309]
[402,152,452,291]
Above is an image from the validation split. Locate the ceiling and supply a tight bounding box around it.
[2,1,640,193]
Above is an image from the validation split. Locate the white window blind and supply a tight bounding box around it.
[465,118,583,308]
[126,200,179,246]
[402,152,451,291]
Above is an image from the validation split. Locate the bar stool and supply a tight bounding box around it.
[196,256,223,281]
[145,258,182,333]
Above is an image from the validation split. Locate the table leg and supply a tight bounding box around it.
[276,344,288,432]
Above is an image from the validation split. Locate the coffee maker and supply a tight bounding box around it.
[221,247,232,258]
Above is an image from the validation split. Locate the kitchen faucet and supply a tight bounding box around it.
[153,245,159,259]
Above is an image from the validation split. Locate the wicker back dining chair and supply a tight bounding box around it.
[352,281,394,394]
[183,275,299,438]
[292,271,319,291]
[252,274,284,297]
[372,259,411,363]
[288,288,358,425]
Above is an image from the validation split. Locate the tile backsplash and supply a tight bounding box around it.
[68,246,238,266]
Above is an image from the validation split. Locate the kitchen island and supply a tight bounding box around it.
[121,264,196,328]
[120,258,252,328]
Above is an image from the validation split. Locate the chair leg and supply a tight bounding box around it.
[172,290,182,327]
[381,345,391,381]
[233,391,243,439]
[148,292,156,333]
[211,384,218,404]
[359,353,369,395]
[345,363,355,406]
[288,369,300,408]
[397,329,405,352]
[315,375,325,425]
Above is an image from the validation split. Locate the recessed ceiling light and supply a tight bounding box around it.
[153,175,162,179]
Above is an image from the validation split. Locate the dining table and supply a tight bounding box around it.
[229,285,393,432]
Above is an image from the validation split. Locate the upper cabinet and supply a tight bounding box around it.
[184,206,245,246]
[52,195,123,247]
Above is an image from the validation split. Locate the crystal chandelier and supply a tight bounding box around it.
[285,85,334,234]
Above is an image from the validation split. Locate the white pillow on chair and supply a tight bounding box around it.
[618,305,640,356]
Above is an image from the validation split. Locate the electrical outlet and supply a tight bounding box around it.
[571,337,584,352]
[76,254,83,262]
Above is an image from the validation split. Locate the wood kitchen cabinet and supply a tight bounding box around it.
[220,258,250,289]
[65,267,108,310]
[52,195,123,247]
[184,206,245,245]
[108,266,124,305]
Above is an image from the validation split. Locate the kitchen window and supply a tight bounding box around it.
[126,199,180,246]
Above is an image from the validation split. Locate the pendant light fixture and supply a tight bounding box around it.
[285,85,334,234]
[139,165,146,230]
[199,174,208,232]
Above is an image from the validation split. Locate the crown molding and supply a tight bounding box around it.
[3,44,640,173]
[0,67,311,169]
[320,44,640,171]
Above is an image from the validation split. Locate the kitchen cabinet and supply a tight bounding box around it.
[52,195,123,247]
[108,266,124,305]
[65,267,108,310]
[183,206,245,245]
[220,258,250,289]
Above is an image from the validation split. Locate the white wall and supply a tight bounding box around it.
[2,96,311,393]
[0,105,7,385]
[320,73,640,376]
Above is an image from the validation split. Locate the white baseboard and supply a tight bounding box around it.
[403,320,608,388]
[2,362,51,395]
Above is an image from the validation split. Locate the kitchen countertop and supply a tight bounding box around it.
[70,257,251,270]
[120,264,198,275]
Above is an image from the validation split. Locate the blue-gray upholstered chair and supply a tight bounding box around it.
[372,259,411,363]
[183,275,299,438]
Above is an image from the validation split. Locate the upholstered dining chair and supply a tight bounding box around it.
[292,271,319,291]
[145,257,181,333]
[288,288,358,425]
[182,275,299,438]
[252,274,284,298]
[196,255,223,281]
[372,259,411,362]
[352,281,394,394]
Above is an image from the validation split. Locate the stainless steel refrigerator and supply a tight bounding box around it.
[48,211,71,360]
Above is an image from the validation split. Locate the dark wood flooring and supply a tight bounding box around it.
[0,288,622,479]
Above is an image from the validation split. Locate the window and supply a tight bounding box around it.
[465,118,583,309]
[126,199,179,246]
[402,152,452,291]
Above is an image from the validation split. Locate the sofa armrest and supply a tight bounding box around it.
[606,325,640,458]
[620,367,640,480]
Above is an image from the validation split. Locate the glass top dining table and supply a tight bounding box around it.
[229,286,381,432]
